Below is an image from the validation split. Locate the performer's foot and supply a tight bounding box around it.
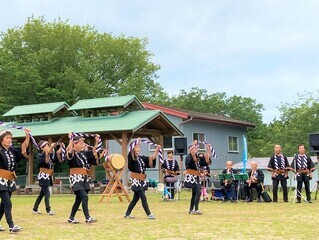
[9,225,22,233]
[47,210,55,216]
[222,198,228,202]
[0,225,5,231]
[296,200,301,203]
[32,210,42,214]
[231,199,238,203]
[85,217,97,223]
[68,218,80,224]
[190,210,203,215]
[307,200,313,203]
[148,214,155,220]
[124,215,135,219]
[257,198,262,203]
[284,200,289,202]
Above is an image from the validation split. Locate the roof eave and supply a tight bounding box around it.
[132,111,184,136]
[192,116,256,128]
[123,96,145,110]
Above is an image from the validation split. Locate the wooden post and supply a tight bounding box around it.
[27,144,34,185]
[90,165,96,181]
[121,131,128,186]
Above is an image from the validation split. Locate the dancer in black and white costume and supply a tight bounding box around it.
[161,150,180,200]
[65,133,101,224]
[184,140,211,215]
[0,129,30,233]
[124,139,159,219]
[32,140,64,215]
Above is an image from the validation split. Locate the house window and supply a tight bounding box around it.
[163,136,173,149]
[193,133,205,150]
[149,136,173,150]
[228,136,239,152]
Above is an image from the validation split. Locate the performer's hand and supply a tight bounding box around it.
[24,128,31,135]
[102,149,108,156]
[44,147,50,155]
[95,134,100,142]
[68,132,73,139]
[310,172,313,178]
[51,142,57,148]
[272,172,275,178]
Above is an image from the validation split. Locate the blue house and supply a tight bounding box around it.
[107,102,256,181]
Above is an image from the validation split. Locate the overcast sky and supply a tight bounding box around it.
[1,0,319,123]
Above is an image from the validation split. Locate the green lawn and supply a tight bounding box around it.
[2,190,319,240]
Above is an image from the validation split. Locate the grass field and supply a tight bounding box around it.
[1,190,319,240]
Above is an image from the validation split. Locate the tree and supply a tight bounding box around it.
[169,87,228,114]
[0,16,166,114]
[265,92,319,156]
[169,88,265,157]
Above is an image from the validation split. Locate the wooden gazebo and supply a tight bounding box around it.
[1,95,183,185]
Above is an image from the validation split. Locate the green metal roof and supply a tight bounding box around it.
[68,95,145,111]
[0,110,183,138]
[3,102,70,117]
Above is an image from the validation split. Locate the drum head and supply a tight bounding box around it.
[109,154,125,170]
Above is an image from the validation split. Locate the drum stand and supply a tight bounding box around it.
[99,162,131,203]
[290,181,309,204]
[311,180,319,200]
[174,181,183,200]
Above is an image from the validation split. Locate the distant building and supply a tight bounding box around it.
[108,102,255,181]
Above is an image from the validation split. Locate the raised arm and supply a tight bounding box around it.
[56,142,65,163]
[21,128,31,157]
[148,145,161,168]
[149,145,160,162]
[66,132,74,160]
[92,134,101,161]
[190,140,198,162]
[204,144,212,164]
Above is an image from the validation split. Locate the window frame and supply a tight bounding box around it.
[192,132,206,151]
[149,136,174,151]
[228,136,239,153]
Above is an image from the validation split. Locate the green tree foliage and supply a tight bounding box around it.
[170,87,228,115]
[169,87,265,157]
[263,92,319,156]
[0,16,166,114]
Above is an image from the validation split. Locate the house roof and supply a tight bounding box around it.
[143,102,256,128]
[0,110,183,140]
[3,102,70,117]
[232,157,318,170]
[68,95,145,111]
